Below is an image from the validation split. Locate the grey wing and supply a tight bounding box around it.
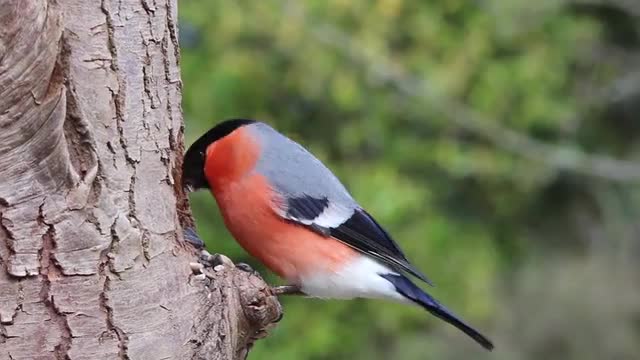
[250,122,433,285]
[251,122,358,227]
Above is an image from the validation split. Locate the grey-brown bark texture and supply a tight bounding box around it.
[0,1,281,359]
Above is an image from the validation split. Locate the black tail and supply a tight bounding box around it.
[381,274,494,351]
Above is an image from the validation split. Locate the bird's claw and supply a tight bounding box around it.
[235,262,255,273]
[183,227,205,249]
[198,249,217,267]
[190,250,235,281]
[193,251,265,282]
[235,262,265,279]
[199,250,234,269]
[270,285,304,297]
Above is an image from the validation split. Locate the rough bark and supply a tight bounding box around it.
[0,1,281,359]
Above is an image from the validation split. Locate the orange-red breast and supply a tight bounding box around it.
[182,119,493,350]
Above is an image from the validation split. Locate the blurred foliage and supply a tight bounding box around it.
[180,0,640,359]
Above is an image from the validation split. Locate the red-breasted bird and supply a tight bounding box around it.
[182,119,494,350]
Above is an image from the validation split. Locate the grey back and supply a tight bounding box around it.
[248,122,357,210]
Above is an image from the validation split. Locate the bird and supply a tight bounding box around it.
[182,119,494,351]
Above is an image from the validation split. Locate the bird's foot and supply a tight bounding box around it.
[270,285,304,296]
[190,250,234,280]
[183,227,205,249]
[199,249,234,268]
[236,262,265,278]
[191,250,265,280]
[235,262,254,273]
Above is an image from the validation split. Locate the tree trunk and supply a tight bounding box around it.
[0,1,281,359]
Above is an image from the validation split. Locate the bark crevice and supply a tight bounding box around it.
[100,275,130,359]
[38,201,72,359]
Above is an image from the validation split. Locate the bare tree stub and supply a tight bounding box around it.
[0,1,281,359]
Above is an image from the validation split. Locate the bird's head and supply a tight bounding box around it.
[182,118,257,192]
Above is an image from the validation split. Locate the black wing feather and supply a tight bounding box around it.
[284,196,433,286]
[287,196,329,221]
[330,209,433,286]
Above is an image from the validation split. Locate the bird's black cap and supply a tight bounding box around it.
[182,119,256,191]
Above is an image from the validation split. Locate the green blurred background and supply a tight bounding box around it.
[179,1,640,359]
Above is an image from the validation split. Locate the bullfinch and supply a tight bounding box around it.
[182,119,494,350]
